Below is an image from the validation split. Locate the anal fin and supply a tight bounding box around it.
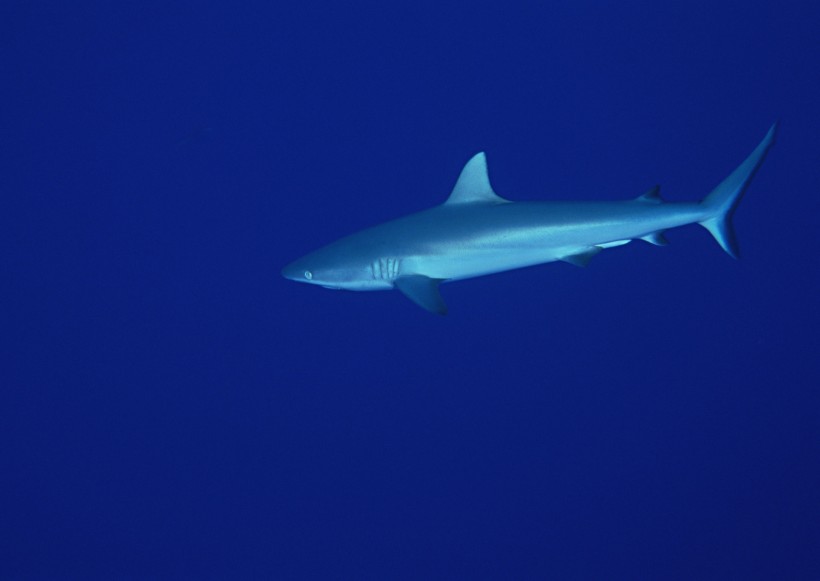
[641,231,669,246]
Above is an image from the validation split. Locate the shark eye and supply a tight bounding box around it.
[304,270,313,280]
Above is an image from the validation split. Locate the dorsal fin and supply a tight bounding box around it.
[444,152,508,205]
[635,185,663,204]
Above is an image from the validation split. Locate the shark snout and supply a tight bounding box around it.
[282,258,319,285]
[281,260,303,281]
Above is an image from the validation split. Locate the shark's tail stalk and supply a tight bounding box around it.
[699,123,778,258]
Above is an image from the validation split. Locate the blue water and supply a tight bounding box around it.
[3,1,819,578]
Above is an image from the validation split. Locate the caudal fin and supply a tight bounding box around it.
[700,123,778,258]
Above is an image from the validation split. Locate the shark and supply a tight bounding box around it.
[283,124,777,314]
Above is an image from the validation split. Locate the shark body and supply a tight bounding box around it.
[283,125,777,314]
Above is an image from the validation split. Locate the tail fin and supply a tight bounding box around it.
[699,123,778,258]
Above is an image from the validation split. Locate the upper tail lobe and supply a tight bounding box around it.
[700,123,778,258]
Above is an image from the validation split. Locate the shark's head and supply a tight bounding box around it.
[281,241,386,291]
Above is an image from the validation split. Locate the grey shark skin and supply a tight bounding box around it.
[283,124,777,314]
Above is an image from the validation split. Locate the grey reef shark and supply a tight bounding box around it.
[283,124,777,314]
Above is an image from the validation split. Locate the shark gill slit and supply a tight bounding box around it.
[372,257,400,280]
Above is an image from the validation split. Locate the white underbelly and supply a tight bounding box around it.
[403,245,578,282]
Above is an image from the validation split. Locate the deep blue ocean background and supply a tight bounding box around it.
[3,1,819,578]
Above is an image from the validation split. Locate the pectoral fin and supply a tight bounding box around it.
[394,275,448,315]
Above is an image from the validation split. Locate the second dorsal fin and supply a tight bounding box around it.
[635,185,663,204]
